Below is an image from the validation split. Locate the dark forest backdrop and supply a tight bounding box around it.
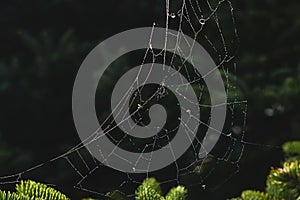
[0,0,300,199]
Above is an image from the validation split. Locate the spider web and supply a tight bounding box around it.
[0,0,248,199]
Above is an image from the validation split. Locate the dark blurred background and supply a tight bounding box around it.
[0,0,300,199]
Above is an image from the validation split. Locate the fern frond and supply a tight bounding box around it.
[135,185,164,200]
[16,180,69,200]
[0,190,36,200]
[135,178,163,200]
[140,178,162,195]
[165,186,187,200]
[266,161,300,199]
[240,190,268,200]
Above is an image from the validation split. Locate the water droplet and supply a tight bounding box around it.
[132,167,136,172]
[170,13,176,19]
[199,18,205,25]
[138,104,143,109]
[186,109,191,114]
[153,22,156,26]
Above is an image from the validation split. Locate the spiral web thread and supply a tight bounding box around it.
[0,0,248,198]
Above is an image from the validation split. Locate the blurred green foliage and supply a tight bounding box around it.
[282,141,300,162]
[230,141,300,200]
